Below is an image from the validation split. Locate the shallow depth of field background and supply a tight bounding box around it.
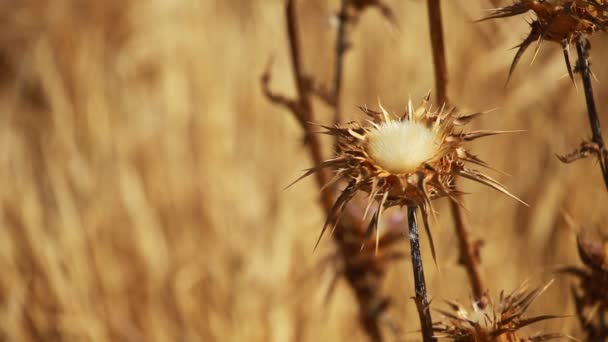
[0,0,607,341]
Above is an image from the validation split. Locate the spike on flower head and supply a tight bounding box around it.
[479,0,608,84]
[434,280,563,341]
[292,95,525,260]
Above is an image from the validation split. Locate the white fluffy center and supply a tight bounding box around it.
[366,120,439,174]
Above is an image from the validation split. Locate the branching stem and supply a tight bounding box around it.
[262,1,387,340]
[575,37,608,190]
[426,0,488,307]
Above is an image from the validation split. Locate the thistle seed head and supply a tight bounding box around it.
[434,281,562,341]
[293,93,524,258]
[365,120,439,174]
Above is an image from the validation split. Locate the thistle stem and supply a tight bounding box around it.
[575,37,608,190]
[263,1,387,340]
[426,0,487,307]
[284,0,331,205]
[334,0,348,129]
[449,201,487,304]
[407,206,435,342]
[426,0,448,105]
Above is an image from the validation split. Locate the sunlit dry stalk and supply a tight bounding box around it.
[408,206,435,342]
[333,0,348,130]
[427,0,488,308]
[262,1,397,340]
[427,0,448,105]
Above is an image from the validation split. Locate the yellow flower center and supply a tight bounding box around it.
[366,120,439,174]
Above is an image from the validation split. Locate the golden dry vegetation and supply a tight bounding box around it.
[0,0,607,341]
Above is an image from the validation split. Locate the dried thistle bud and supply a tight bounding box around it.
[291,93,525,259]
[434,280,562,341]
[561,232,608,340]
[577,233,608,271]
[479,0,608,83]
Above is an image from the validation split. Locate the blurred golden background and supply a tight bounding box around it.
[0,0,607,341]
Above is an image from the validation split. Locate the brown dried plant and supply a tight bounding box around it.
[295,94,527,341]
[480,0,608,83]
[560,233,608,340]
[292,95,525,341]
[262,0,402,340]
[427,0,490,309]
[434,280,563,341]
[292,95,525,259]
[480,0,608,190]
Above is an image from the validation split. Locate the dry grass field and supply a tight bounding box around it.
[0,0,607,341]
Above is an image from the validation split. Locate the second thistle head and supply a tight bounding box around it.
[479,0,608,83]
[434,280,563,341]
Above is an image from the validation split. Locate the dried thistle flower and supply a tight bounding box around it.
[560,232,608,340]
[291,94,525,259]
[434,280,563,341]
[479,0,608,83]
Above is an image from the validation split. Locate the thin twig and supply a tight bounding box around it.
[262,1,389,340]
[426,0,488,307]
[285,0,331,204]
[575,37,608,190]
[449,199,487,305]
[407,207,435,342]
[334,0,349,129]
[286,0,309,115]
[427,0,448,105]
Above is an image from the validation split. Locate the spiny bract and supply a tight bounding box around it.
[434,280,562,341]
[292,94,525,259]
[479,0,608,83]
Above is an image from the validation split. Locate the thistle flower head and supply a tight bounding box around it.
[292,94,524,258]
[479,0,608,83]
[434,280,562,341]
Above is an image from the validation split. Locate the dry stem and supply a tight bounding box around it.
[262,1,389,340]
[334,0,348,129]
[427,0,448,106]
[426,0,488,307]
[407,207,435,342]
[575,37,608,190]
